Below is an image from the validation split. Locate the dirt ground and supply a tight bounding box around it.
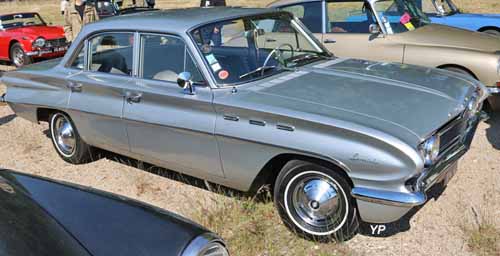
[0,77,499,255]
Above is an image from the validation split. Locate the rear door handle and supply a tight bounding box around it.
[67,81,83,92]
[324,39,336,44]
[125,91,142,104]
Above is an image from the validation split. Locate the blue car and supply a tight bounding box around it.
[416,0,500,36]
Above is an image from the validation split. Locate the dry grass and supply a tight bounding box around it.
[191,189,352,256]
[460,192,500,256]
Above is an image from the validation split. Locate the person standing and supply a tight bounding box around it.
[60,0,69,15]
[200,0,227,7]
[64,0,99,43]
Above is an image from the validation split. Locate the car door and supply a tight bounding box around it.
[65,32,133,154]
[321,0,404,63]
[123,33,224,178]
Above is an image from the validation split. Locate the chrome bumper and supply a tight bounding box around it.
[26,46,68,57]
[488,87,500,94]
[352,111,485,209]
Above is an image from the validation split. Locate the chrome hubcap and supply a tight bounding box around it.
[53,115,76,156]
[13,48,24,66]
[292,176,341,228]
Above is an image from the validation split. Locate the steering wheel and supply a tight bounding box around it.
[261,43,294,76]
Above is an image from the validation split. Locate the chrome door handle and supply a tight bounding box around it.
[125,91,142,104]
[324,39,336,44]
[67,81,83,92]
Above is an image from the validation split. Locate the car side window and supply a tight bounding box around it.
[281,2,322,33]
[421,0,438,14]
[69,44,85,70]
[327,1,376,33]
[140,34,204,83]
[89,32,134,76]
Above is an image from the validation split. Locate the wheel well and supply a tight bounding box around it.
[437,64,478,80]
[478,26,500,33]
[36,108,58,123]
[8,40,19,60]
[248,153,354,194]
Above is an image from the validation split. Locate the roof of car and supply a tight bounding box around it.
[84,7,282,34]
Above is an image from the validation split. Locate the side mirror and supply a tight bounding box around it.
[177,72,195,95]
[369,24,381,34]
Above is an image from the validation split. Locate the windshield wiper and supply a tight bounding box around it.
[239,66,279,79]
[289,53,328,65]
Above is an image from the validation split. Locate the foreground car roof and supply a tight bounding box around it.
[88,7,279,34]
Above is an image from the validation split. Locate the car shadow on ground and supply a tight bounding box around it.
[485,110,500,149]
[0,114,16,126]
[358,177,449,238]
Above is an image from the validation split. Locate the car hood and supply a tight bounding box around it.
[402,24,500,53]
[0,170,207,256]
[6,25,64,40]
[238,58,479,146]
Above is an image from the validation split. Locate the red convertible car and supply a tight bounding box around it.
[0,12,68,67]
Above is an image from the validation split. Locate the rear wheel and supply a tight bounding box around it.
[274,160,358,242]
[49,112,93,164]
[9,43,32,67]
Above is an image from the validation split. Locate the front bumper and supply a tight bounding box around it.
[26,46,68,57]
[352,111,486,223]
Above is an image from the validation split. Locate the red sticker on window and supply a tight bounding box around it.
[218,70,229,80]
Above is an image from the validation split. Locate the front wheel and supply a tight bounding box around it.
[9,43,32,67]
[274,160,358,242]
[49,112,93,164]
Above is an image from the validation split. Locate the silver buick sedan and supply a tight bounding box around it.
[0,7,488,241]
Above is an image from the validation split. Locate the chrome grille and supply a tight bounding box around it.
[45,38,67,48]
[437,114,468,155]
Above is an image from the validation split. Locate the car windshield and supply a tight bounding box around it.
[0,13,45,29]
[373,0,431,34]
[190,13,330,85]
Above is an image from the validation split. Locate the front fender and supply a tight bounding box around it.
[403,45,500,87]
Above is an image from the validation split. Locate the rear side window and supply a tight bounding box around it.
[89,32,134,76]
[140,34,204,83]
[281,2,323,33]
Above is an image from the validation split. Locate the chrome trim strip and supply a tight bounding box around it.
[277,124,295,132]
[351,187,426,207]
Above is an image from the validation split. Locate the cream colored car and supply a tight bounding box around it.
[270,0,500,108]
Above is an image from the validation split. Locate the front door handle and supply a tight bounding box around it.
[324,39,336,44]
[67,81,83,92]
[125,91,142,104]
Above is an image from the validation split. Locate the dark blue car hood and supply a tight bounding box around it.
[0,170,207,256]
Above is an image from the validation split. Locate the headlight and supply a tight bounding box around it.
[420,135,440,167]
[33,37,46,48]
[199,242,229,256]
[182,234,229,256]
[467,91,482,114]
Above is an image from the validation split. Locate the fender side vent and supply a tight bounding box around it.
[249,120,266,126]
[277,124,294,132]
